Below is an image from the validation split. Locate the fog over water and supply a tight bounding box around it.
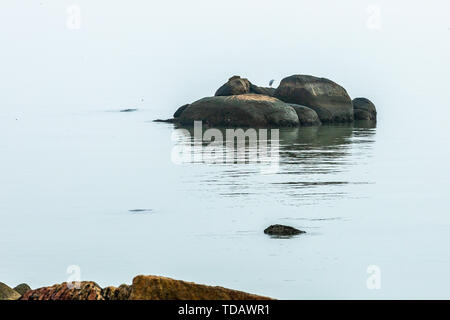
[1,1,450,298]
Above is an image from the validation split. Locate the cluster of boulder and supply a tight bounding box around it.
[163,75,377,127]
[0,275,271,300]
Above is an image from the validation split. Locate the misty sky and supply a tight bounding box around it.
[1,0,449,125]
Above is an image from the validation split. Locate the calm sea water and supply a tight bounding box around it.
[1,101,449,299]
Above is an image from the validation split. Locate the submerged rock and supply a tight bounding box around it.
[178,94,299,127]
[153,118,176,123]
[352,98,377,120]
[274,75,354,123]
[0,282,21,300]
[264,224,305,236]
[289,104,322,126]
[215,76,252,96]
[129,275,272,300]
[13,283,31,296]
[21,282,104,300]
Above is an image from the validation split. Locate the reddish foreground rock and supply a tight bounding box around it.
[20,275,272,300]
[102,284,132,300]
[129,275,272,300]
[21,282,104,300]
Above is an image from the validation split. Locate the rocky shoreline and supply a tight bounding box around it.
[0,275,272,300]
[156,74,377,127]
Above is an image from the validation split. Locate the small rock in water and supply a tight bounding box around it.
[264,224,305,237]
[153,118,175,123]
[120,108,138,113]
[13,283,31,296]
[129,209,153,214]
[0,282,21,300]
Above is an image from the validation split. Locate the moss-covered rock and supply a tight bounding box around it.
[0,282,21,300]
[13,283,31,296]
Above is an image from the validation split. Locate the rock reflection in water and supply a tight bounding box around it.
[172,122,376,205]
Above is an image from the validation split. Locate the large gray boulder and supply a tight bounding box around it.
[353,98,377,120]
[288,104,321,126]
[0,282,21,300]
[173,104,189,118]
[274,75,354,123]
[178,94,300,127]
[215,76,251,96]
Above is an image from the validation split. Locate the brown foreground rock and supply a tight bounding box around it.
[129,275,272,300]
[19,275,271,300]
[21,282,104,300]
[102,284,132,300]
